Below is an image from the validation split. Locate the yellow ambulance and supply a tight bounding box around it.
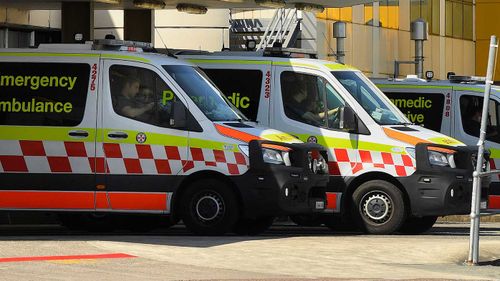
[0,40,329,235]
[180,48,477,234]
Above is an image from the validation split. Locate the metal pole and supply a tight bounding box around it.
[415,39,424,78]
[467,35,498,266]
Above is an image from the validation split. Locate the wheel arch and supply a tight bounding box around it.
[170,170,244,220]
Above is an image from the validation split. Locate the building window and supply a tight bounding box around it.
[445,0,474,40]
[380,0,399,29]
[410,0,439,35]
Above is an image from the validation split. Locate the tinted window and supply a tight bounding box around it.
[281,71,346,130]
[110,64,189,129]
[460,95,500,143]
[385,92,445,131]
[203,69,262,121]
[0,62,90,126]
[163,65,246,122]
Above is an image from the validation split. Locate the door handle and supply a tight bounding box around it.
[107,132,128,139]
[68,130,89,138]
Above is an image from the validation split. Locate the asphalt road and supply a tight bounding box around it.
[0,219,499,281]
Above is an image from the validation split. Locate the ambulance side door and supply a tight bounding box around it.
[0,57,98,211]
[99,59,189,213]
[200,63,271,125]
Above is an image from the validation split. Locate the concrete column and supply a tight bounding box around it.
[61,2,93,43]
[124,9,153,43]
[372,1,380,77]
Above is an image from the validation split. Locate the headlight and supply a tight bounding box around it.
[262,148,286,165]
[428,150,451,167]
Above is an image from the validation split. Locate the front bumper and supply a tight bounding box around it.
[233,140,329,219]
[398,143,476,217]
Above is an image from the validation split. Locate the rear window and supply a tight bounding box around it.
[0,62,90,126]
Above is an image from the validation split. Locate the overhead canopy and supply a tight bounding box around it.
[0,0,374,10]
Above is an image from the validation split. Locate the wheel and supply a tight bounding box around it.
[180,179,239,235]
[398,216,438,234]
[233,216,275,235]
[352,180,407,235]
[289,214,324,227]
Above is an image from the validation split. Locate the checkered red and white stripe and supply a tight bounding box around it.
[327,148,416,177]
[0,140,249,176]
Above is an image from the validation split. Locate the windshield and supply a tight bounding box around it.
[163,65,247,122]
[331,71,408,125]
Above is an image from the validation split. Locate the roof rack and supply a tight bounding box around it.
[263,46,317,58]
[448,75,486,84]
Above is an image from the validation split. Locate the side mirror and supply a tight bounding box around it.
[339,106,358,133]
[170,101,187,128]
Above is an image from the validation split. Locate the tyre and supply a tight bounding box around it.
[352,180,407,235]
[398,216,438,234]
[233,216,275,235]
[180,179,239,235]
[289,214,324,227]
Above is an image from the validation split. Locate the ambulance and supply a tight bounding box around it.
[180,48,477,234]
[373,75,499,214]
[0,40,330,235]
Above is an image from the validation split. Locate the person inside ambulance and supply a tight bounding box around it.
[463,105,499,141]
[115,76,155,120]
[283,76,338,127]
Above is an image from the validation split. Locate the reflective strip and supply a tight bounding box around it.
[488,195,500,209]
[215,124,261,143]
[0,190,94,210]
[293,133,401,153]
[383,127,429,146]
[0,52,100,58]
[324,63,357,71]
[325,192,341,212]
[272,61,320,69]
[185,59,271,65]
[108,192,169,211]
[376,84,452,90]
[489,148,500,159]
[101,54,150,63]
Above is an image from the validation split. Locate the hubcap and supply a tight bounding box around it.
[361,191,392,223]
[195,192,224,222]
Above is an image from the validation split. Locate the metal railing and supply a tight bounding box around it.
[256,8,300,50]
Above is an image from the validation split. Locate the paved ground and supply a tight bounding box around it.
[0,222,499,281]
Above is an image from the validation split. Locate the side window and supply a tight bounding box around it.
[460,95,500,143]
[202,69,262,121]
[281,71,345,129]
[0,62,90,126]
[384,92,444,131]
[109,65,186,129]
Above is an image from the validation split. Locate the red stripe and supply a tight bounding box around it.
[402,154,413,167]
[227,163,239,175]
[182,160,194,172]
[0,253,135,263]
[214,150,226,163]
[190,147,204,161]
[103,143,122,158]
[95,192,110,209]
[109,192,168,211]
[165,146,181,160]
[64,142,88,157]
[395,165,407,176]
[0,191,94,209]
[489,195,500,209]
[381,152,394,165]
[214,124,261,143]
[155,159,172,174]
[359,150,372,163]
[48,156,72,173]
[136,144,153,159]
[123,158,142,174]
[334,149,349,162]
[234,152,247,165]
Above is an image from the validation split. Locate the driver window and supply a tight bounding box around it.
[281,71,345,130]
[460,95,500,143]
[110,65,186,128]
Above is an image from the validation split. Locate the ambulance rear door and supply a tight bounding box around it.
[0,53,98,211]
